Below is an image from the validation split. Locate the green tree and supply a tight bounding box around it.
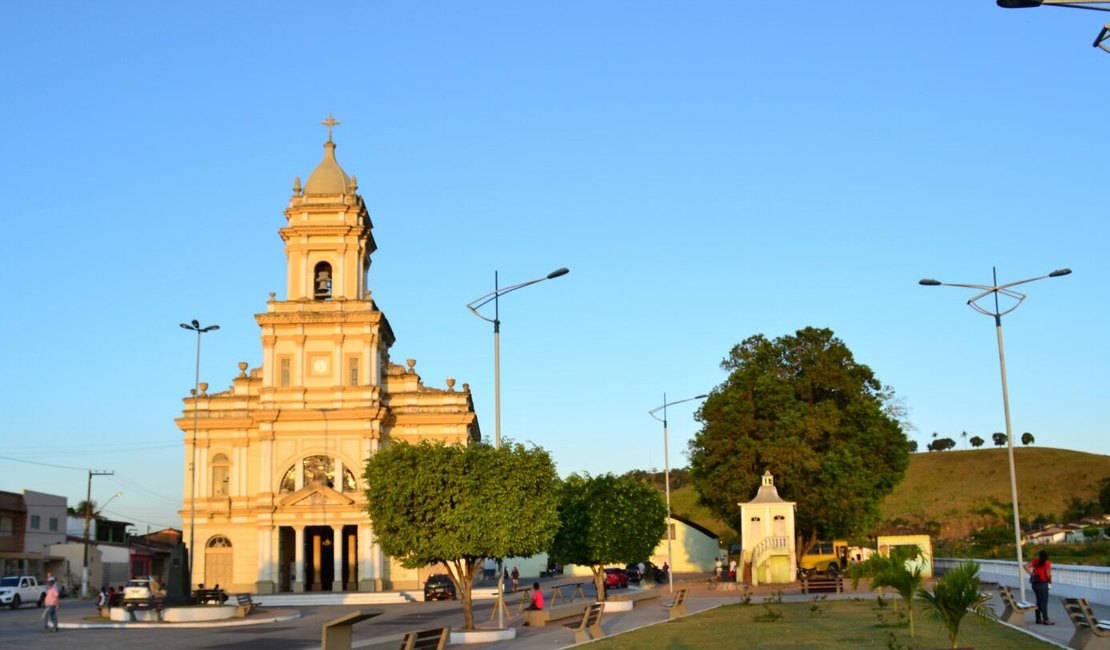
[992,432,1007,446]
[1021,432,1035,446]
[1099,477,1110,514]
[364,440,560,630]
[917,562,995,649]
[549,473,667,601]
[848,545,924,637]
[969,435,985,449]
[688,327,910,558]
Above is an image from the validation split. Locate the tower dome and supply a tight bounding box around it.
[303,139,350,195]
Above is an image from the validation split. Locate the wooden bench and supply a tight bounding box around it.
[320,610,384,650]
[996,585,1036,625]
[563,603,604,643]
[123,597,164,622]
[1061,597,1110,650]
[399,627,449,650]
[661,588,688,619]
[234,593,257,617]
[802,574,843,595]
[547,581,588,606]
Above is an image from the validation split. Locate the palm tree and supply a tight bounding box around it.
[849,545,924,636]
[961,430,968,449]
[917,562,995,649]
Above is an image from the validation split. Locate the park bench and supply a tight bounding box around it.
[523,600,589,627]
[123,596,164,622]
[608,589,660,609]
[661,588,688,619]
[399,627,449,650]
[547,581,588,606]
[234,593,257,617]
[193,587,228,604]
[1061,597,1110,650]
[320,610,384,650]
[996,585,1036,625]
[563,602,605,643]
[802,574,843,595]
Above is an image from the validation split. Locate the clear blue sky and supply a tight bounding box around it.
[2,2,1106,533]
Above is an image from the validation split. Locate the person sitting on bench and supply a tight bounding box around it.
[525,582,544,610]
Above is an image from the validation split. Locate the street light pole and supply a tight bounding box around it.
[649,393,708,594]
[180,319,219,591]
[919,267,1070,601]
[466,267,569,450]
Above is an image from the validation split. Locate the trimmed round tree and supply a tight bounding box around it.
[364,440,559,630]
[549,473,667,601]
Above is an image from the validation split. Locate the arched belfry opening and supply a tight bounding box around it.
[313,261,332,300]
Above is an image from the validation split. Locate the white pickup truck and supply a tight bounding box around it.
[0,575,47,609]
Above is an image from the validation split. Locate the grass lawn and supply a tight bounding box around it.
[590,599,1055,649]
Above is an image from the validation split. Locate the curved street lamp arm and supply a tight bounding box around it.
[466,268,569,318]
[999,0,1110,10]
[648,394,709,421]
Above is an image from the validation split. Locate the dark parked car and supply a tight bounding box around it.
[423,574,457,601]
[603,568,629,590]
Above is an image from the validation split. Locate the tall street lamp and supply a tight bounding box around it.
[919,267,1071,601]
[466,267,569,450]
[997,0,1110,51]
[81,471,114,598]
[649,393,708,594]
[180,319,219,590]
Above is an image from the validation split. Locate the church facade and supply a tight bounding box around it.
[175,124,479,594]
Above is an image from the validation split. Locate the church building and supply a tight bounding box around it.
[175,120,480,594]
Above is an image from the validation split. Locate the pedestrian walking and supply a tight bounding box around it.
[1024,550,1054,625]
[42,577,60,632]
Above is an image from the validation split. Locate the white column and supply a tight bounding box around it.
[259,436,273,493]
[358,523,375,591]
[257,528,272,586]
[332,525,344,591]
[293,527,305,592]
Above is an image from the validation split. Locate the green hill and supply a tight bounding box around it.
[661,447,1110,543]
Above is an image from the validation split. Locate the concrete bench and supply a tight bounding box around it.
[123,597,164,622]
[996,585,1036,625]
[608,589,659,611]
[1062,597,1110,650]
[661,588,688,619]
[564,603,604,644]
[320,610,384,650]
[399,627,449,650]
[234,593,257,617]
[523,601,592,627]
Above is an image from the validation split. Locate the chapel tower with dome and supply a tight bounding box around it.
[175,118,479,594]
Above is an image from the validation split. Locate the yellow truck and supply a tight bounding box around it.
[797,540,848,578]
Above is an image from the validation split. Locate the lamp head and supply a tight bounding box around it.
[919,279,942,286]
[547,267,570,279]
[179,323,192,330]
[695,394,709,399]
[191,319,200,328]
[997,0,1045,7]
[1048,268,1072,278]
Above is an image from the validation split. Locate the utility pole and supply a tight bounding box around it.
[82,470,114,598]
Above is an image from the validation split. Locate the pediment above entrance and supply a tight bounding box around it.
[278,480,355,507]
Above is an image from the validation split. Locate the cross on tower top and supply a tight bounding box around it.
[321,113,340,142]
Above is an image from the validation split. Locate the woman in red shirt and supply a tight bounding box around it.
[1024,550,1053,625]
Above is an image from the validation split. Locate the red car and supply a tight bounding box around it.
[603,568,629,589]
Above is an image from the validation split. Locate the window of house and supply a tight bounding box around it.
[48,518,58,532]
[30,515,40,529]
[211,453,231,497]
[348,356,358,386]
[0,517,13,535]
[668,523,676,540]
[279,455,358,493]
[280,358,291,387]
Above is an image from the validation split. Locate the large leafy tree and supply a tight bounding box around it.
[688,327,910,558]
[549,474,667,601]
[364,440,560,630]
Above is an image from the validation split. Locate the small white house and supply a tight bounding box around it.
[739,472,796,585]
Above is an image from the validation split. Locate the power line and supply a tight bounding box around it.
[0,454,108,472]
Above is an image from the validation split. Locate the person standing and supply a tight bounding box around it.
[42,577,60,632]
[510,566,520,591]
[1024,550,1053,625]
[714,556,723,580]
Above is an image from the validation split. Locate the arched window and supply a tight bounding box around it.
[207,535,232,548]
[211,453,230,497]
[313,261,333,300]
[278,455,357,493]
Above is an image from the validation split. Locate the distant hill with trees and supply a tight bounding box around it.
[633,447,1110,544]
